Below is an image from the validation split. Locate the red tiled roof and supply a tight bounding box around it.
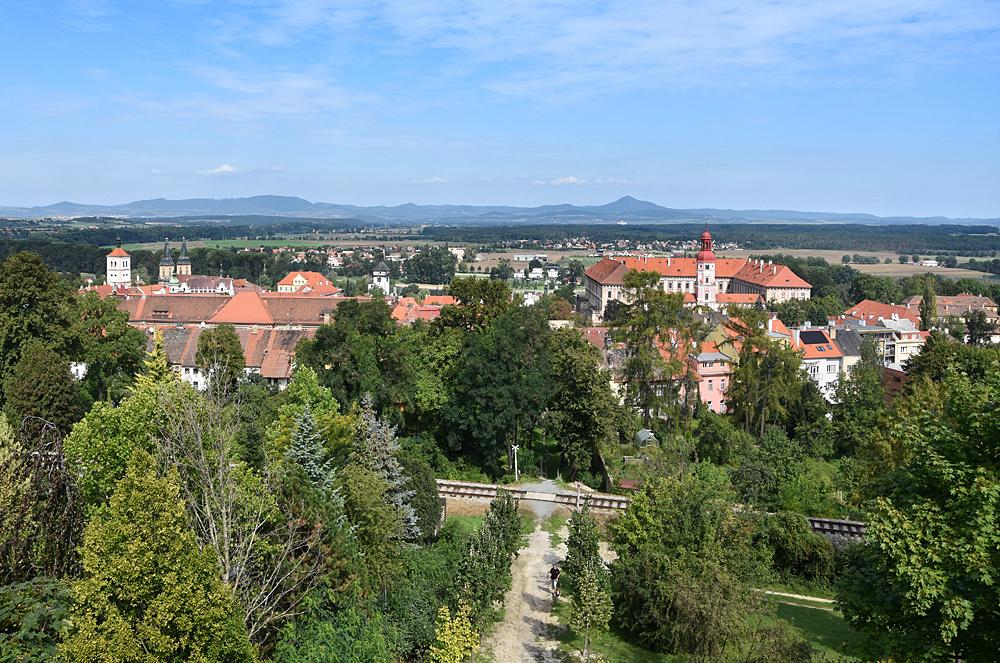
[277,271,329,287]
[209,291,275,325]
[423,295,456,306]
[108,247,130,257]
[586,256,810,289]
[717,293,762,305]
[793,329,843,359]
[578,327,609,352]
[584,258,630,285]
[842,299,919,324]
[731,260,811,289]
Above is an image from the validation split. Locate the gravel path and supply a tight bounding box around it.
[485,486,569,663]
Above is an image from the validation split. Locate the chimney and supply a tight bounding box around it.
[829,327,837,339]
[792,328,800,345]
[768,317,774,333]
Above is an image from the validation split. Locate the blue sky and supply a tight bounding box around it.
[1,0,999,216]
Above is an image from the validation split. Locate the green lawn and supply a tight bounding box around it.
[445,515,484,537]
[549,600,685,662]
[770,600,863,659]
[541,513,568,547]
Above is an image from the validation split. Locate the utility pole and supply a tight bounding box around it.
[511,445,520,482]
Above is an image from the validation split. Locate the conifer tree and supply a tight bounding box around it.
[351,393,419,539]
[139,328,174,384]
[564,504,601,594]
[288,406,335,492]
[570,561,613,660]
[3,342,82,436]
[919,274,937,332]
[429,603,479,663]
[61,451,253,661]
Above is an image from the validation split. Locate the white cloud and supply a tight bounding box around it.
[64,0,112,32]
[150,168,164,175]
[595,177,632,186]
[218,1,1000,98]
[196,164,238,176]
[532,176,585,186]
[411,176,448,184]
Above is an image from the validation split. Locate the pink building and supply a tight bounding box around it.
[688,340,734,414]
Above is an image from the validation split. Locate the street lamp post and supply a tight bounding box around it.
[511,445,520,482]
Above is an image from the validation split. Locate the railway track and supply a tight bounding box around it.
[436,479,867,539]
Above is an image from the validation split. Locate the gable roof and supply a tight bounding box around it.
[209,291,275,325]
[793,329,843,359]
[277,271,328,286]
[108,247,130,257]
[842,299,919,325]
[584,258,630,285]
[731,260,812,289]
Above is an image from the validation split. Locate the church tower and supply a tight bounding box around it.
[106,236,131,289]
[695,228,718,307]
[175,238,192,276]
[158,238,175,282]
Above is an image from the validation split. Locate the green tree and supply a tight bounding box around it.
[851,273,903,304]
[3,342,82,436]
[830,338,885,456]
[569,561,613,660]
[0,252,73,382]
[609,464,769,659]
[140,328,174,382]
[0,577,72,661]
[724,310,804,437]
[965,308,996,346]
[439,277,511,331]
[67,291,145,402]
[564,504,601,594]
[61,451,253,662]
[443,307,550,477]
[838,370,1000,660]
[352,394,419,539]
[407,246,458,284]
[274,603,391,663]
[489,259,514,281]
[63,377,175,514]
[338,463,404,590]
[429,604,479,663]
[918,275,936,331]
[287,406,334,492]
[546,329,617,479]
[612,269,691,426]
[0,413,83,582]
[196,323,245,394]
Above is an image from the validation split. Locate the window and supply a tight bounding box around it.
[720,379,726,390]
[809,365,819,375]
[708,379,713,391]
[827,364,836,373]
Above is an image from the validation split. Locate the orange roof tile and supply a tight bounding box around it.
[208,291,274,325]
[108,247,130,257]
[842,299,919,324]
[423,295,456,306]
[731,260,811,289]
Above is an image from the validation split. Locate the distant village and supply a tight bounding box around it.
[90,229,999,409]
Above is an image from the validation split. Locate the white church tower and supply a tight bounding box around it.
[695,228,718,307]
[106,237,131,289]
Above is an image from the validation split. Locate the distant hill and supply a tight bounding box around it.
[0,195,995,225]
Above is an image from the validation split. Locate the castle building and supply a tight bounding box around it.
[584,228,812,322]
[106,237,131,289]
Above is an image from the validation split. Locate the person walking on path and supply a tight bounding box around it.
[549,562,561,598]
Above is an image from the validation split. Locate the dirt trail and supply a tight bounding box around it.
[485,520,568,661]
